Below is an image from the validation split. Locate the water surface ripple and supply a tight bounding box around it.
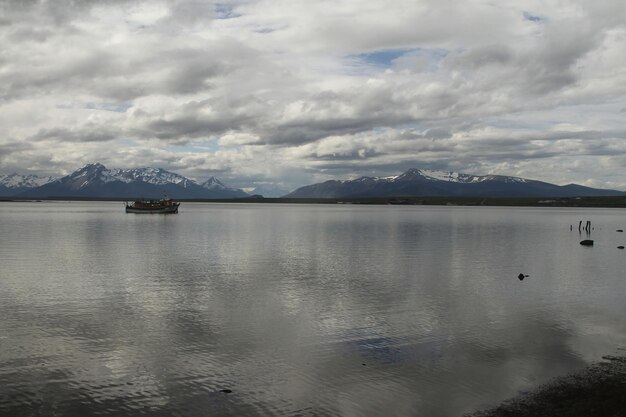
[1,202,625,416]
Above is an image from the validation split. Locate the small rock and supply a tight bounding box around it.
[580,240,594,246]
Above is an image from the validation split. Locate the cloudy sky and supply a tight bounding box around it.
[1,0,625,191]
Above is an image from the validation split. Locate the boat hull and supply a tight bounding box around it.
[125,205,179,214]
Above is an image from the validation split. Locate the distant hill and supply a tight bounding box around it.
[284,168,625,198]
[247,184,292,198]
[14,163,248,199]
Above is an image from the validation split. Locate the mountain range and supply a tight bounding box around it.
[1,163,247,199]
[0,173,57,196]
[285,168,625,198]
[3,165,624,200]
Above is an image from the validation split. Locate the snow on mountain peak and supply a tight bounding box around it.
[61,164,197,188]
[391,168,489,184]
[70,163,117,185]
[114,167,192,187]
[483,175,528,184]
[418,169,485,183]
[385,168,533,184]
[200,177,227,190]
[0,173,57,188]
[77,163,107,173]
[1,163,249,198]
[57,164,240,191]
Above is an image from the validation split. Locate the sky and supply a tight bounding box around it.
[1,0,625,191]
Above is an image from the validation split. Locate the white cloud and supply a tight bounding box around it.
[0,0,625,190]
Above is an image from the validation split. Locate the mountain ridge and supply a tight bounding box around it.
[284,168,625,198]
[3,166,624,199]
[0,173,57,196]
[5,163,248,199]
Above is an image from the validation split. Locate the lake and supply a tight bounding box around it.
[1,201,625,416]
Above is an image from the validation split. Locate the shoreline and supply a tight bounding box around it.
[467,355,626,417]
[2,195,626,208]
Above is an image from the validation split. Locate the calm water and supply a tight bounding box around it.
[1,202,625,416]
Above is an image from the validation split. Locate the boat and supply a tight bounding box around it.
[125,195,180,214]
[387,198,410,205]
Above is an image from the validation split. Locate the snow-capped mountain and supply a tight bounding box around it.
[114,167,195,188]
[15,163,248,199]
[285,168,624,198]
[0,173,56,196]
[200,177,228,190]
[394,168,487,184]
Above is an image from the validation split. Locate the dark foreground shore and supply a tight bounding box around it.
[468,356,626,417]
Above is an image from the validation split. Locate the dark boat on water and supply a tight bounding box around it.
[125,195,180,214]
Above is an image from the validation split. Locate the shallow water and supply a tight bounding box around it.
[1,202,625,416]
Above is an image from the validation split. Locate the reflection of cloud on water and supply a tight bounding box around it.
[315,310,591,416]
[3,205,626,416]
[337,333,444,366]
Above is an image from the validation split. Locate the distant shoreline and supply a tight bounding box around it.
[2,195,626,208]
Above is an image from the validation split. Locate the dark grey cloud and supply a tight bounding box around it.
[523,12,544,23]
[163,0,218,25]
[0,141,33,155]
[522,28,599,94]
[445,44,513,70]
[131,95,265,140]
[30,127,120,143]
[6,27,55,43]
[145,115,235,140]
[266,117,407,146]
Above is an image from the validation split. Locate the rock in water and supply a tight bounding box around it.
[618,246,625,250]
[518,273,525,281]
[580,240,594,246]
